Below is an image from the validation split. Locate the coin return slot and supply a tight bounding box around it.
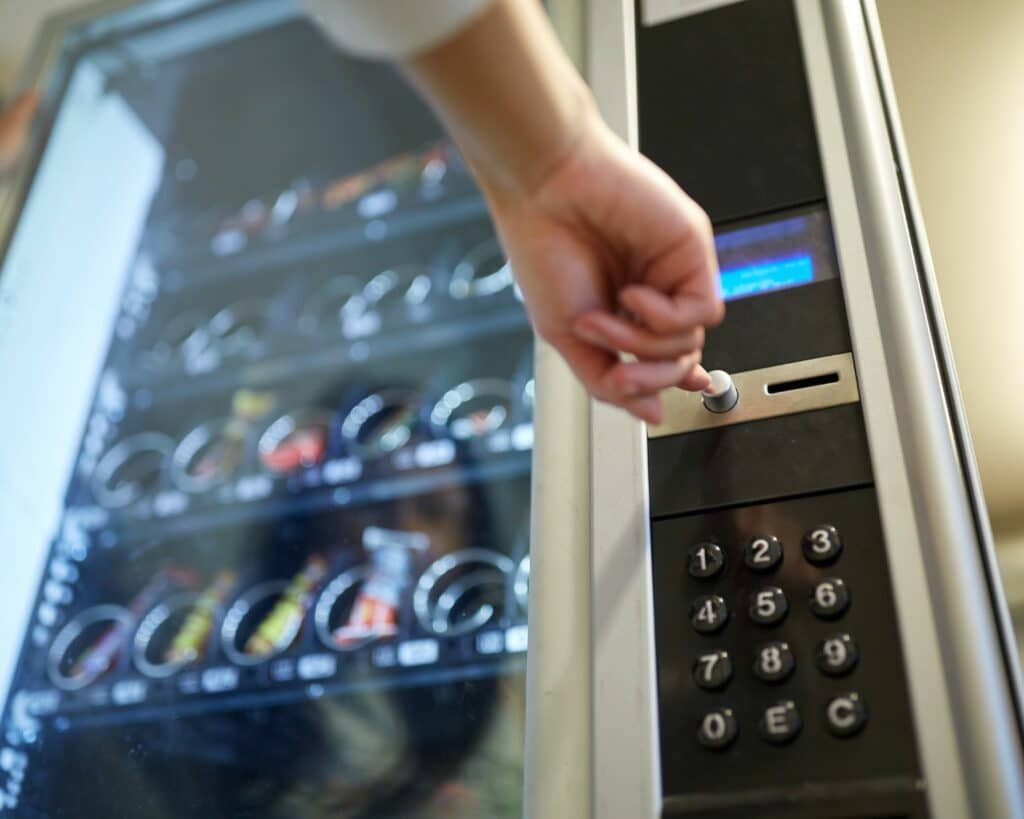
[764,372,840,395]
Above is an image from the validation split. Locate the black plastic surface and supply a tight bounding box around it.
[649,404,874,520]
[636,0,826,225]
[652,488,922,812]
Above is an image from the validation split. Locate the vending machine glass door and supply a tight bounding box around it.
[0,3,531,817]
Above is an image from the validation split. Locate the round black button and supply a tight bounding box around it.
[759,700,801,744]
[817,633,859,676]
[691,595,729,634]
[810,578,850,619]
[749,586,788,626]
[693,650,733,690]
[826,692,868,737]
[698,707,738,750]
[802,524,843,565]
[753,641,795,683]
[744,536,783,572]
[687,542,725,580]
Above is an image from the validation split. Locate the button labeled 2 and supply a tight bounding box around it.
[745,536,783,572]
[749,586,788,625]
[691,595,729,634]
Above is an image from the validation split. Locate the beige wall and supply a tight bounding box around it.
[0,0,87,96]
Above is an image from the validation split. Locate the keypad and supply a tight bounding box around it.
[744,535,783,572]
[680,521,870,753]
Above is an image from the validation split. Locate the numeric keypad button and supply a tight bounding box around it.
[810,578,850,619]
[817,633,859,676]
[744,536,783,572]
[693,650,733,690]
[698,707,738,750]
[759,700,802,744]
[826,693,868,737]
[749,586,788,626]
[803,524,843,565]
[687,542,725,580]
[691,595,729,634]
[753,641,795,683]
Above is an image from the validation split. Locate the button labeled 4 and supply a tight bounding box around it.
[691,595,728,634]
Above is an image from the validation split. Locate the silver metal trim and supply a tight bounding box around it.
[860,0,1024,747]
[648,353,859,438]
[587,2,661,819]
[797,1,1024,815]
[641,0,744,27]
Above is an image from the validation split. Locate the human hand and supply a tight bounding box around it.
[482,109,723,424]
[0,91,39,177]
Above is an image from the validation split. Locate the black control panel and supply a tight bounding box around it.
[638,1,928,815]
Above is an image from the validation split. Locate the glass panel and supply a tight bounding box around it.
[0,4,530,817]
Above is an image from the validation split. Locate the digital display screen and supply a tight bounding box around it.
[715,207,838,301]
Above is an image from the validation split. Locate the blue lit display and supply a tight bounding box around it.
[718,254,815,301]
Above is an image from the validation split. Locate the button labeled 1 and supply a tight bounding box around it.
[687,542,725,580]
[759,700,801,744]
[691,595,729,634]
[749,586,788,625]
[826,692,868,737]
[698,707,738,750]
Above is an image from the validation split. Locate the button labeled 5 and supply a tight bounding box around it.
[749,586,788,625]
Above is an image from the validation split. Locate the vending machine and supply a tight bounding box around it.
[524,1,1024,818]
[0,2,534,816]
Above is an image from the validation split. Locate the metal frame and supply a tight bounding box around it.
[797,0,1024,815]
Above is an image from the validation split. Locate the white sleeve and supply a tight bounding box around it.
[301,0,494,60]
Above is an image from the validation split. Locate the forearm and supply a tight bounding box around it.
[403,0,596,196]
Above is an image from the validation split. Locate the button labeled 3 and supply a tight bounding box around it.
[693,650,733,690]
[698,707,738,750]
[803,524,843,565]
[826,692,868,737]
[759,700,801,744]
[749,586,788,625]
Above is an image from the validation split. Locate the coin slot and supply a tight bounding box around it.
[764,371,839,395]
